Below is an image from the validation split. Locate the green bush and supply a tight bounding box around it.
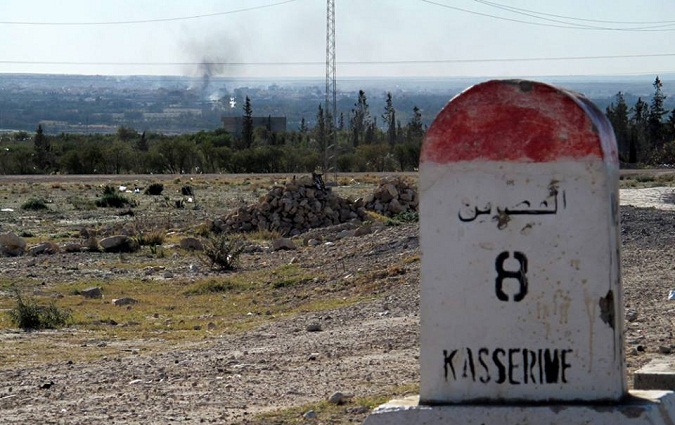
[21,198,49,211]
[7,288,71,330]
[385,210,419,226]
[199,234,245,271]
[144,183,164,196]
[96,185,135,208]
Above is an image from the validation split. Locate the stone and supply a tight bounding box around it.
[99,235,139,253]
[29,242,60,256]
[306,323,322,332]
[63,243,83,253]
[303,410,317,419]
[328,391,352,405]
[419,80,623,403]
[0,232,26,257]
[364,393,675,425]
[80,287,103,299]
[112,297,138,306]
[634,359,675,390]
[366,80,669,424]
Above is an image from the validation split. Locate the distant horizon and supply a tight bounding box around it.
[2,71,673,81]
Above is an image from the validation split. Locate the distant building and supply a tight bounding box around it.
[221,116,287,136]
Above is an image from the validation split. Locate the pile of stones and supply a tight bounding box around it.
[363,177,418,217]
[215,175,419,237]
[213,175,369,237]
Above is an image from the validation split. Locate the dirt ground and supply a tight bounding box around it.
[0,174,673,424]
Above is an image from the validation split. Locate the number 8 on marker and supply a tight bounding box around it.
[495,251,528,302]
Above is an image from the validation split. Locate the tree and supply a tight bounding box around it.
[648,76,669,150]
[406,106,425,144]
[630,97,649,163]
[299,117,308,133]
[116,126,138,143]
[33,124,51,172]
[242,96,254,149]
[382,92,397,147]
[606,92,630,161]
[136,131,149,152]
[349,90,373,147]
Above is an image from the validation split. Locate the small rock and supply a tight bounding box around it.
[39,381,55,390]
[207,322,217,330]
[328,391,352,405]
[112,297,138,306]
[193,325,202,331]
[307,239,321,246]
[306,323,322,332]
[660,345,672,355]
[80,287,103,299]
[308,353,319,361]
[63,243,83,253]
[99,235,139,253]
[303,410,317,419]
[0,232,26,257]
[626,309,638,322]
[163,271,174,279]
[29,242,60,256]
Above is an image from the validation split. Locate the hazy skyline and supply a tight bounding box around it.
[1,0,675,79]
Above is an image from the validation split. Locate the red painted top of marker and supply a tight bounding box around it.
[421,80,618,164]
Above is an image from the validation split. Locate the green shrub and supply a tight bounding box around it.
[199,234,245,271]
[144,183,164,196]
[21,198,49,211]
[96,185,134,208]
[7,288,71,330]
[385,210,419,226]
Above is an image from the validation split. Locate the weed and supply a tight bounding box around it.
[7,287,71,330]
[96,185,135,208]
[393,210,419,223]
[21,198,49,211]
[136,230,165,247]
[144,183,164,196]
[199,233,246,271]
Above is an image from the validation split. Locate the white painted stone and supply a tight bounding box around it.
[418,80,625,403]
[364,391,675,425]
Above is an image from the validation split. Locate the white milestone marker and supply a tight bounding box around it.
[419,80,625,403]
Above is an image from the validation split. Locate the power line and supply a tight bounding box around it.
[0,0,299,26]
[421,0,675,31]
[474,0,675,26]
[3,53,675,67]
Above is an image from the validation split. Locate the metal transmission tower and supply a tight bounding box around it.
[324,0,337,177]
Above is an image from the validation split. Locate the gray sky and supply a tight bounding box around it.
[1,0,675,78]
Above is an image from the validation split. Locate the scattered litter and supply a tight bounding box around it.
[668,290,675,300]
[1,208,13,212]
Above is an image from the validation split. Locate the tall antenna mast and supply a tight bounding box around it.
[325,0,337,178]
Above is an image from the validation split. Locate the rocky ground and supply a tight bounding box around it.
[0,175,673,424]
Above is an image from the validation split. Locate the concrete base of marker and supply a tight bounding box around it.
[364,391,675,424]
[634,358,675,390]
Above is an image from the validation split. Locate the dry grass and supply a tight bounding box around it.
[0,261,367,367]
